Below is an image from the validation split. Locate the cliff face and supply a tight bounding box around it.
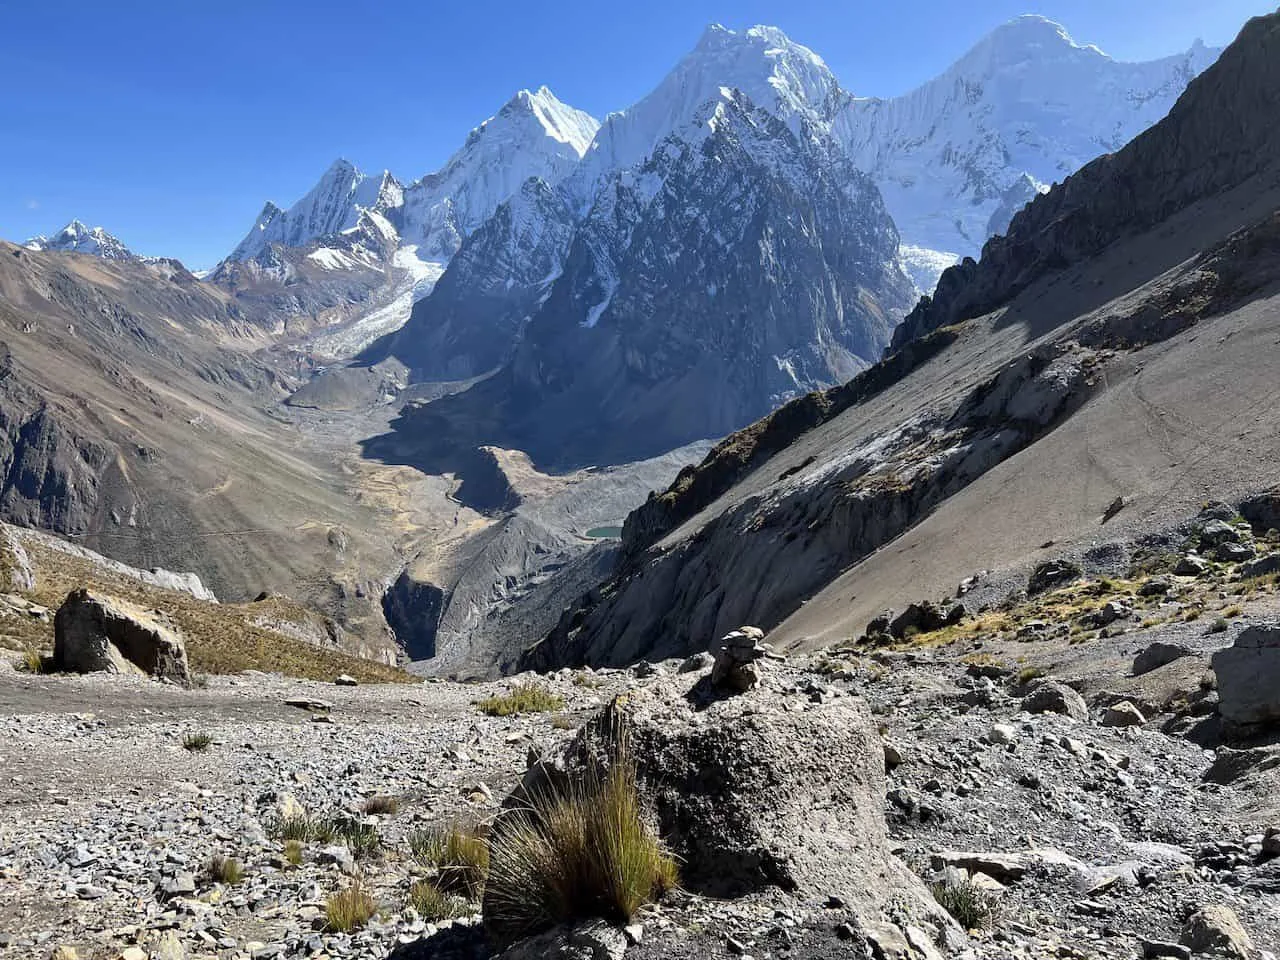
[890,12,1280,353]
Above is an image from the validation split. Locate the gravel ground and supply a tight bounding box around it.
[3,577,1280,960]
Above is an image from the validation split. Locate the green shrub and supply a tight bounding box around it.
[408,880,469,921]
[182,732,213,752]
[332,817,382,860]
[284,839,305,866]
[483,751,677,947]
[1209,617,1229,634]
[270,813,335,844]
[326,882,376,932]
[478,682,565,717]
[930,878,1000,931]
[269,812,379,859]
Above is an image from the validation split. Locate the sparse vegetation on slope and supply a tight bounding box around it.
[477,682,564,716]
[15,536,412,683]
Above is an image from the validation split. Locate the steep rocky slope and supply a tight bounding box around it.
[520,10,1280,673]
[0,243,420,661]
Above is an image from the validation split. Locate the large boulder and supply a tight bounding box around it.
[1212,623,1280,732]
[1241,487,1280,533]
[53,589,191,684]
[889,601,964,639]
[1021,680,1088,721]
[511,671,954,945]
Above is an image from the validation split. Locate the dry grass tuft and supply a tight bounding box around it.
[284,839,305,866]
[478,682,565,717]
[204,854,243,886]
[18,647,46,674]
[483,745,677,947]
[409,823,489,897]
[182,731,213,752]
[930,877,1000,932]
[326,882,376,932]
[408,880,469,921]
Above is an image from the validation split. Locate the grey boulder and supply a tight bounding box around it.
[53,588,190,684]
[1212,623,1280,730]
[1021,680,1088,721]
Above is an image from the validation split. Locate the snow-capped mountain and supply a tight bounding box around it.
[228,161,402,266]
[24,221,140,261]
[380,88,914,468]
[568,24,850,203]
[842,16,1221,278]
[223,86,599,277]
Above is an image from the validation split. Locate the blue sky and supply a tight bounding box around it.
[2,0,1270,269]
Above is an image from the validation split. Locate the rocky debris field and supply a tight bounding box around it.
[4,500,1280,959]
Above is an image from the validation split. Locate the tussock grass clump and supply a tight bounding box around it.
[18,647,47,674]
[1223,605,1244,618]
[334,817,382,860]
[478,682,565,717]
[269,813,379,858]
[409,823,489,897]
[284,839,305,866]
[362,795,401,816]
[484,750,678,947]
[1209,617,1230,634]
[930,878,1000,932]
[1014,666,1046,686]
[326,882,376,932]
[409,880,469,921]
[204,854,244,885]
[182,732,213,752]
[271,812,335,844]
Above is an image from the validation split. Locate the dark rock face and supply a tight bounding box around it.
[1212,623,1280,734]
[890,11,1280,353]
[374,179,578,381]
[1028,558,1083,595]
[372,93,914,471]
[381,571,445,661]
[616,328,959,567]
[53,588,191,684]
[0,347,111,535]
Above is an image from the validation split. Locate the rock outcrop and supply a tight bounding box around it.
[1212,623,1280,734]
[53,589,191,684]
[513,668,954,946]
[522,343,1094,671]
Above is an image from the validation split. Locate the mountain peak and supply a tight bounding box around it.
[25,221,138,261]
[492,85,600,157]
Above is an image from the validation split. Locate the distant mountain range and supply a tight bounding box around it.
[18,17,1221,468]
